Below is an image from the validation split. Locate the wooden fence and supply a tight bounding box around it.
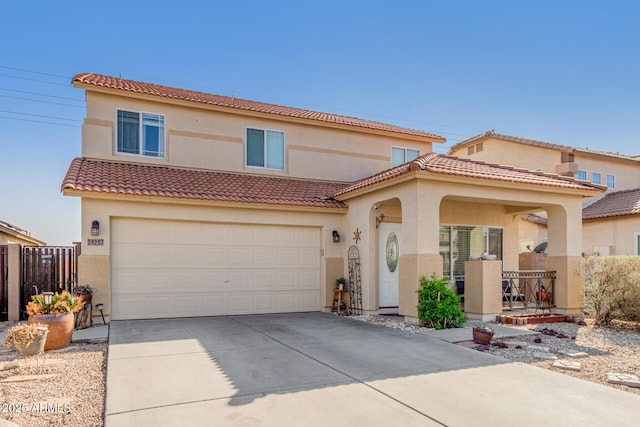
[0,245,7,320]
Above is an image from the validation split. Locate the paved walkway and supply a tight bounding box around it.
[105,313,640,426]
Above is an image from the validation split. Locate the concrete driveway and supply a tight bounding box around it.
[106,313,640,426]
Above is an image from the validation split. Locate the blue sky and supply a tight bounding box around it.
[1,1,638,245]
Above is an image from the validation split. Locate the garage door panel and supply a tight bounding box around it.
[252,272,276,290]
[299,248,320,268]
[202,248,227,266]
[299,292,321,310]
[175,271,204,292]
[228,248,252,266]
[299,271,320,289]
[112,219,321,320]
[175,246,203,267]
[254,249,276,266]
[228,272,251,290]
[201,224,229,243]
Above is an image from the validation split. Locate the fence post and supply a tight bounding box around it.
[7,244,21,321]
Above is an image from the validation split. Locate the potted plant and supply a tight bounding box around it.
[336,277,346,291]
[3,323,49,356]
[472,323,495,344]
[26,290,84,350]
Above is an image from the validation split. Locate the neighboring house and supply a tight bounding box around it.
[583,188,640,256]
[63,74,603,321]
[449,131,640,257]
[0,220,46,246]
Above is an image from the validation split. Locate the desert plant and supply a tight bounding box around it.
[584,256,640,325]
[26,290,84,316]
[3,323,48,349]
[417,275,466,329]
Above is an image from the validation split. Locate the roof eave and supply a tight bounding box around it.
[62,188,349,213]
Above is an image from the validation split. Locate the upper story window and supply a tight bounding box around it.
[606,174,615,189]
[577,170,587,180]
[392,147,420,167]
[117,110,165,157]
[592,172,602,185]
[246,128,284,170]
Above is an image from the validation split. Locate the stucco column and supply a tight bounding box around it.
[545,202,584,315]
[7,244,21,321]
[398,182,443,321]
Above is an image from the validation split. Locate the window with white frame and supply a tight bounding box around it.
[439,225,503,280]
[635,232,640,256]
[117,110,165,157]
[391,147,420,167]
[246,128,284,169]
[592,172,602,185]
[577,170,587,180]
[606,174,615,189]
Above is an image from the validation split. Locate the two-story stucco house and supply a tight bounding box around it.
[449,131,640,257]
[63,75,603,321]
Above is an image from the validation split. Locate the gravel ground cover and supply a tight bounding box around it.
[0,321,107,427]
[350,314,640,395]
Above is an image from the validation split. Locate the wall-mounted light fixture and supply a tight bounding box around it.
[332,230,341,243]
[376,213,386,229]
[91,220,100,236]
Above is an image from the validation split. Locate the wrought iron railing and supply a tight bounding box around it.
[502,270,556,311]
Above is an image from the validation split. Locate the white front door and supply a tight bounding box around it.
[378,222,401,307]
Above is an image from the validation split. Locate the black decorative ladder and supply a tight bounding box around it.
[347,245,362,315]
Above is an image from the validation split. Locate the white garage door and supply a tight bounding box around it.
[111,218,321,320]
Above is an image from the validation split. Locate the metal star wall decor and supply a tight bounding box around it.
[353,228,362,244]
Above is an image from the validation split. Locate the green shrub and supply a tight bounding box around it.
[417,274,466,329]
[584,256,640,325]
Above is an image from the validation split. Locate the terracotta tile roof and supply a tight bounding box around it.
[72,73,445,141]
[62,158,349,209]
[450,131,639,161]
[583,188,640,219]
[332,153,606,198]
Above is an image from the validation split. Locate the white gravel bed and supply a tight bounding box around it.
[0,322,106,427]
[348,314,640,395]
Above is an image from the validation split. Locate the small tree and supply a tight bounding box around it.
[417,274,466,329]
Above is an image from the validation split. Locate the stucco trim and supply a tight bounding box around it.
[287,144,389,161]
[84,118,112,127]
[169,129,243,143]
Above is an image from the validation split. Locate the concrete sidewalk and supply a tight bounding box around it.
[105,313,640,426]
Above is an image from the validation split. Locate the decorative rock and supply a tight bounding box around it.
[558,350,589,358]
[0,374,56,383]
[532,352,557,360]
[534,337,543,344]
[553,360,581,371]
[527,344,551,352]
[607,373,640,388]
[0,360,19,371]
[505,341,529,348]
[623,379,640,388]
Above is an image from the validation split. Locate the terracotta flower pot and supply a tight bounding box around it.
[28,313,75,350]
[472,328,494,345]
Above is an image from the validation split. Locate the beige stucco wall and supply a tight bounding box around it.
[81,92,435,183]
[518,217,548,253]
[573,154,640,192]
[450,138,562,172]
[583,215,640,256]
